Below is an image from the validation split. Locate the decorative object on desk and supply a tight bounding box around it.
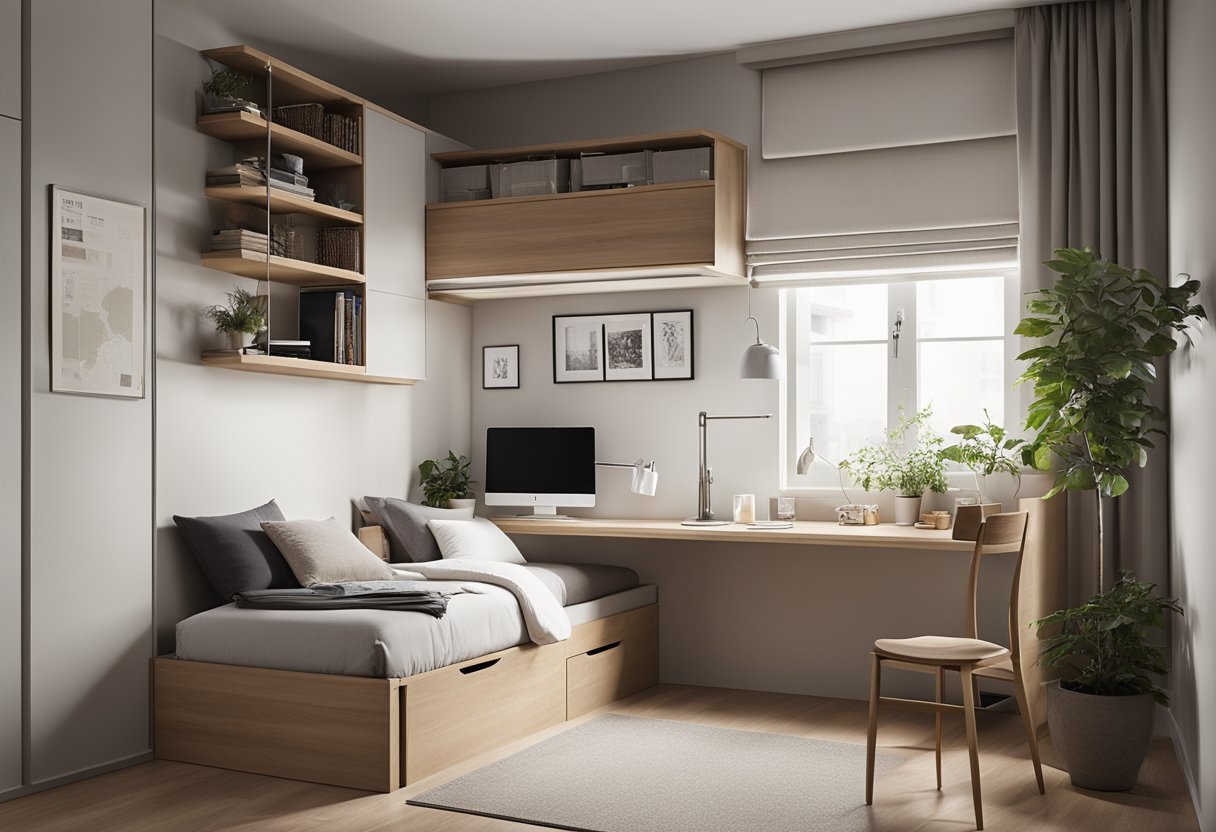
[418,451,475,509]
[203,286,266,352]
[1033,571,1181,790]
[201,66,257,115]
[839,406,947,526]
[732,494,756,524]
[739,282,782,379]
[596,459,659,496]
[50,187,147,398]
[941,410,1024,504]
[482,345,520,389]
[775,496,797,522]
[683,412,772,526]
[863,505,879,525]
[835,504,865,525]
[553,310,693,383]
[919,510,950,530]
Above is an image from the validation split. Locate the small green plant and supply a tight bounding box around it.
[840,406,948,497]
[942,410,1025,497]
[418,451,475,507]
[1034,571,1181,704]
[203,287,265,334]
[202,67,251,102]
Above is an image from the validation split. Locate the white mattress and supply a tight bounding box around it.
[174,582,657,679]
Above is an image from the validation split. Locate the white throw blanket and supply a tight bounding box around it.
[392,560,572,645]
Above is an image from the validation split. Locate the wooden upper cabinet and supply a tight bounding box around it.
[425,130,747,301]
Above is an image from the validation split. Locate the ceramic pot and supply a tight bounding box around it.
[227,330,249,350]
[1046,680,1156,790]
[894,495,923,526]
[447,498,476,511]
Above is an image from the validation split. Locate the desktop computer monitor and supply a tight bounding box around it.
[484,427,596,518]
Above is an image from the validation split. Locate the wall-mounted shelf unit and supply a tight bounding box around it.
[196,44,430,384]
[425,129,747,302]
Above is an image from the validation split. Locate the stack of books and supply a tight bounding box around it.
[267,340,311,359]
[299,290,362,366]
[316,227,361,272]
[323,113,361,154]
[205,161,264,188]
[210,228,268,253]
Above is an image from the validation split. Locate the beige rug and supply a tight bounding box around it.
[408,714,903,832]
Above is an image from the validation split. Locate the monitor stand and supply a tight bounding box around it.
[510,506,580,522]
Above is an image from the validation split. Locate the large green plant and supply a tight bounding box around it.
[418,451,474,507]
[1035,571,1181,703]
[840,406,948,497]
[1016,246,1205,589]
[203,287,265,335]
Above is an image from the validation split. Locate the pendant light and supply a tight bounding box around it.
[739,281,784,380]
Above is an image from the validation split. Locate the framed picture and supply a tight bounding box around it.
[553,314,605,383]
[50,186,147,398]
[553,309,694,383]
[483,344,520,389]
[652,309,695,380]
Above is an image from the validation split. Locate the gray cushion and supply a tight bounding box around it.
[173,499,298,601]
[522,563,640,606]
[363,496,474,563]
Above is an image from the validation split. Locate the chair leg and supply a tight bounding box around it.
[934,666,944,791]
[1011,672,1046,795]
[960,665,983,830]
[866,651,881,806]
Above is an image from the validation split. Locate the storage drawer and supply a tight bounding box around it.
[403,643,565,783]
[566,604,660,720]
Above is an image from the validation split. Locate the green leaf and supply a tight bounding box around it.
[1015,318,1055,338]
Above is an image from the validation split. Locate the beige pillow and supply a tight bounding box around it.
[261,517,395,586]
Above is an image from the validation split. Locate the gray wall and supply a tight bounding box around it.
[0,0,21,798]
[152,29,473,651]
[1167,0,1216,828]
[24,0,155,784]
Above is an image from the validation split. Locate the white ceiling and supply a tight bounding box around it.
[162,0,1040,102]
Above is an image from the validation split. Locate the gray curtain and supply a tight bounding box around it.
[1014,0,1168,602]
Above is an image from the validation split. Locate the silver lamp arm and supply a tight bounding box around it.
[685,411,772,526]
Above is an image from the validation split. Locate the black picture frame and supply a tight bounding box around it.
[482,344,520,389]
[552,309,694,384]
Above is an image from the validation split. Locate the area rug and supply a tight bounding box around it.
[408,714,903,832]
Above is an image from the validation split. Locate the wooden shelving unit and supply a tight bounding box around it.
[201,352,411,385]
[200,250,364,286]
[204,185,364,224]
[196,112,362,169]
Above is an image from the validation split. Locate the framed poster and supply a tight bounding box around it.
[652,309,695,380]
[50,186,147,398]
[553,314,605,383]
[603,313,653,381]
[483,344,520,389]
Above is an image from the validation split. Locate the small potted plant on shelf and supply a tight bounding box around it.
[1017,245,1204,789]
[840,406,948,525]
[941,410,1024,505]
[203,287,266,351]
[201,67,258,116]
[418,451,476,509]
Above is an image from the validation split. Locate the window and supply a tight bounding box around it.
[783,274,1020,489]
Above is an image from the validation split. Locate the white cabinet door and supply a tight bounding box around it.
[0,0,17,119]
[365,290,426,381]
[0,116,22,796]
[363,109,425,299]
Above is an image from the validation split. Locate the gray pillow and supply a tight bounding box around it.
[363,496,474,563]
[173,500,298,601]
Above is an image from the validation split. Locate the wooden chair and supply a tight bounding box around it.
[864,511,1045,830]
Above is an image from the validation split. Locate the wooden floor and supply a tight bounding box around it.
[0,685,1198,832]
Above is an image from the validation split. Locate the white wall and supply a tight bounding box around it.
[24,0,155,784]
[1167,0,1216,828]
[153,31,473,651]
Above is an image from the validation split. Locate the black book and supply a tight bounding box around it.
[298,291,339,364]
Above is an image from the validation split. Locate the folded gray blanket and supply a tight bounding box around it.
[234,582,451,617]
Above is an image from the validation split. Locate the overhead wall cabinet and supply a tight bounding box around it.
[196,45,427,384]
[425,130,747,301]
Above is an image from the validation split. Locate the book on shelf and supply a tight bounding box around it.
[205,159,315,200]
[299,289,362,366]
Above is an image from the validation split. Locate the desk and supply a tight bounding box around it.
[495,497,1066,730]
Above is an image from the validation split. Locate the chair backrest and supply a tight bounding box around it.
[962,511,1030,660]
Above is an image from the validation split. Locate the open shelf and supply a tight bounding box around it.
[203,45,363,108]
[197,112,362,169]
[204,185,363,224]
[200,250,364,286]
[201,352,412,385]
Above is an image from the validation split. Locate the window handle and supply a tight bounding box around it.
[891,309,904,358]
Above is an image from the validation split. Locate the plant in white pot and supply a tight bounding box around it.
[203,287,266,351]
[941,410,1024,505]
[418,451,476,509]
[841,406,948,525]
[1016,245,1205,789]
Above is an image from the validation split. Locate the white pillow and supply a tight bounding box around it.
[261,517,395,586]
[428,516,526,564]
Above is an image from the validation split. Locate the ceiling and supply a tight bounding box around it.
[162,0,1040,103]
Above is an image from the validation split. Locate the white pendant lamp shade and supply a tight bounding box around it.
[740,339,784,379]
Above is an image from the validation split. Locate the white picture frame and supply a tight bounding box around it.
[483,344,520,389]
[652,309,695,380]
[603,313,653,381]
[50,186,147,398]
[553,315,605,383]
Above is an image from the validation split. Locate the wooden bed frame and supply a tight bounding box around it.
[153,601,659,792]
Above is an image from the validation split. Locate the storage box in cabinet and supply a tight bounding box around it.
[491,158,571,198]
[441,164,492,202]
[403,643,565,782]
[572,150,653,191]
[653,147,712,184]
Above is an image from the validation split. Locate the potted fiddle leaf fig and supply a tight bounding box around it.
[941,410,1024,504]
[840,406,948,525]
[1017,245,1204,790]
[418,451,476,509]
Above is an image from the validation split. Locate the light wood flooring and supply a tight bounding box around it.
[0,684,1198,832]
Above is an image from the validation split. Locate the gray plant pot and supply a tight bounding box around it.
[1046,680,1155,790]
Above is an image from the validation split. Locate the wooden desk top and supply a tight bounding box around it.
[491,517,1000,552]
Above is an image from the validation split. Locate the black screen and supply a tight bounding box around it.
[485,427,596,496]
